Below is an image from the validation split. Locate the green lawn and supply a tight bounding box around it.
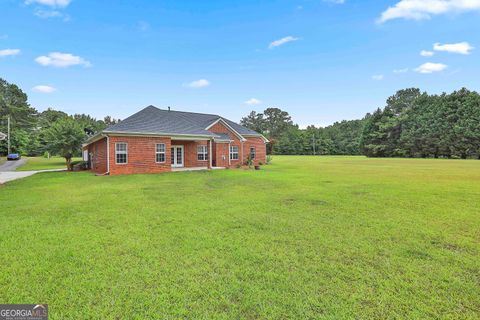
[0,156,479,319]
[15,156,81,171]
[0,156,5,165]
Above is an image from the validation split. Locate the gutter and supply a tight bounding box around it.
[85,130,216,145]
[103,131,215,139]
[106,134,110,175]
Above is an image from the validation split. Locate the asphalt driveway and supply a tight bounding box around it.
[0,159,63,184]
[0,158,26,171]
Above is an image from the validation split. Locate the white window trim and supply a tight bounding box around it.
[250,146,256,159]
[197,145,208,161]
[230,145,239,160]
[115,142,128,165]
[156,143,166,163]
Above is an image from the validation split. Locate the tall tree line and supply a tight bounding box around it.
[241,108,366,156]
[0,78,119,156]
[361,88,480,159]
[3,77,479,160]
[241,88,480,159]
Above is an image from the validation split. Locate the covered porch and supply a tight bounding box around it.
[169,137,228,171]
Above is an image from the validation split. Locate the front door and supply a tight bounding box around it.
[171,145,184,168]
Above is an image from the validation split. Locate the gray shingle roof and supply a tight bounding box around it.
[213,133,231,141]
[103,106,262,138]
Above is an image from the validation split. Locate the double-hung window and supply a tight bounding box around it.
[197,145,208,161]
[230,145,239,160]
[115,143,128,164]
[156,143,166,163]
[250,146,256,159]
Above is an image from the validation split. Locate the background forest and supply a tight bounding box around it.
[241,88,480,159]
[1,78,479,159]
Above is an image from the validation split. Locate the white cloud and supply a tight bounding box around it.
[35,52,91,67]
[393,68,409,73]
[32,85,56,93]
[34,9,70,20]
[372,74,384,80]
[34,9,61,18]
[378,0,480,23]
[25,0,71,8]
[0,49,20,57]
[415,62,448,73]
[269,36,299,49]
[323,0,345,3]
[245,98,262,106]
[420,50,435,56]
[184,79,210,88]
[433,42,474,54]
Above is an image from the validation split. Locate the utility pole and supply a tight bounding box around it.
[7,115,11,155]
[312,134,316,156]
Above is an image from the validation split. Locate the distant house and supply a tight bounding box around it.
[82,106,268,175]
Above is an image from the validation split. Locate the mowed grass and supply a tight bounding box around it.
[15,156,81,171]
[0,156,479,319]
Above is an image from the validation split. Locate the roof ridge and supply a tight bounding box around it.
[151,105,221,118]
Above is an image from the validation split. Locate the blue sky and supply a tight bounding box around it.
[1,0,479,127]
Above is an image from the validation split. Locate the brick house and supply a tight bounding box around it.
[82,106,268,175]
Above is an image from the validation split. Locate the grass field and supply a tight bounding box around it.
[15,156,81,171]
[0,156,479,319]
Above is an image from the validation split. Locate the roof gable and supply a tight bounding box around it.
[205,118,246,141]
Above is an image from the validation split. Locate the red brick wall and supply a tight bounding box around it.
[208,121,243,166]
[208,121,266,166]
[214,142,229,167]
[244,137,267,165]
[84,126,267,175]
[109,136,171,175]
[85,137,108,174]
[170,140,210,168]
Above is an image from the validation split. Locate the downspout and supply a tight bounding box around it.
[106,134,110,175]
[228,141,231,167]
[241,140,244,165]
[209,138,213,169]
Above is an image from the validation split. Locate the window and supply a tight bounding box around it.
[197,145,208,161]
[156,143,166,163]
[250,146,256,160]
[115,143,128,164]
[230,145,239,160]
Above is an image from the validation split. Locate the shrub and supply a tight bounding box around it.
[245,155,253,168]
[266,155,273,164]
[71,160,88,170]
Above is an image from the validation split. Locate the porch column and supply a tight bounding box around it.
[209,139,213,169]
[241,140,244,165]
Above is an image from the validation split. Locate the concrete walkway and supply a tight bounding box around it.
[0,169,65,184]
[0,160,64,184]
